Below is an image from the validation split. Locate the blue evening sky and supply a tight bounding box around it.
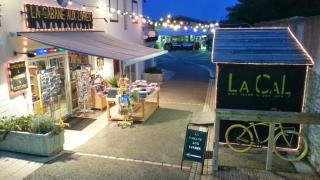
[143,0,238,22]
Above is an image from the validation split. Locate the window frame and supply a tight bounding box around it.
[109,0,119,23]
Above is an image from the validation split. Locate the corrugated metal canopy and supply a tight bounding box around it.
[211,28,314,65]
[18,31,167,63]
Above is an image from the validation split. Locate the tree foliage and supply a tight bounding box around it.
[226,0,320,24]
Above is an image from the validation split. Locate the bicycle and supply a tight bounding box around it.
[225,122,308,162]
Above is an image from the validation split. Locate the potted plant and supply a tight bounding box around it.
[107,75,120,87]
[143,67,164,82]
[0,115,66,156]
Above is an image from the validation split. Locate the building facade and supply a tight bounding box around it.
[0,0,150,118]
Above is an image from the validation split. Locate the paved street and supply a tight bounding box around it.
[25,51,213,180]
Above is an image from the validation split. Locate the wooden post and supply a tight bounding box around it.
[106,99,110,120]
[157,88,160,108]
[266,123,275,171]
[212,115,220,171]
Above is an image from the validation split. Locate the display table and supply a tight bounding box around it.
[107,87,160,122]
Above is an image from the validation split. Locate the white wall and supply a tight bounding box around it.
[0,0,145,117]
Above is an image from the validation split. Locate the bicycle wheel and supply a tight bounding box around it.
[274,130,308,162]
[225,124,254,153]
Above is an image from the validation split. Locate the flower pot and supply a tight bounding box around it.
[0,130,64,156]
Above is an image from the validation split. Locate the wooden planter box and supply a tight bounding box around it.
[143,73,164,82]
[0,130,64,156]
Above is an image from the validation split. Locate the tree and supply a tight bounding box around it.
[226,0,320,24]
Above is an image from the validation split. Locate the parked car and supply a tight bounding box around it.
[194,42,200,50]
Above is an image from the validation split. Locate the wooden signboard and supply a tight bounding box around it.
[8,61,28,93]
[24,4,93,30]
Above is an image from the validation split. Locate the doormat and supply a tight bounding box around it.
[64,117,97,131]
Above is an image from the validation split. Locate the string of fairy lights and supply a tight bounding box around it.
[65,0,219,32]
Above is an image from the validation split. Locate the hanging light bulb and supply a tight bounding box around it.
[117,10,121,14]
[82,5,86,10]
[68,0,72,5]
[184,26,188,30]
[166,19,170,23]
[142,19,147,24]
[180,21,184,25]
[167,14,171,19]
[193,28,198,32]
[150,21,154,25]
[160,18,164,22]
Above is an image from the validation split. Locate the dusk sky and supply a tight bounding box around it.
[143,0,238,22]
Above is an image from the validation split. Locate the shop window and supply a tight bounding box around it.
[109,0,119,22]
[131,0,138,24]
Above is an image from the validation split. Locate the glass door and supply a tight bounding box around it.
[48,56,69,119]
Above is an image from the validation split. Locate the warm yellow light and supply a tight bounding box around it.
[22,47,27,52]
[23,41,28,46]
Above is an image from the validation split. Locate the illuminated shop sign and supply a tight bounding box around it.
[216,64,306,112]
[25,4,93,30]
[31,48,65,56]
[8,61,28,92]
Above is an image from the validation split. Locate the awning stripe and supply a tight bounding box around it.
[18,31,167,62]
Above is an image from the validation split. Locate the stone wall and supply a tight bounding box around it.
[256,16,320,173]
[305,70,320,173]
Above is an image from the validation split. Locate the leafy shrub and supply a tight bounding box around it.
[0,115,65,135]
[107,75,120,87]
[145,67,162,74]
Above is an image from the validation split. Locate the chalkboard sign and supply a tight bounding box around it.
[182,129,208,163]
[8,61,28,92]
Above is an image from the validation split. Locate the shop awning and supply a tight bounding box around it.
[17,31,167,66]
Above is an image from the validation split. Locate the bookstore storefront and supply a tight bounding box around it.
[15,4,166,119]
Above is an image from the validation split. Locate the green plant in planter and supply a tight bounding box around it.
[0,115,66,142]
[145,67,162,74]
[107,75,120,87]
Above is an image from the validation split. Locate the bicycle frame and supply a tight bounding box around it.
[242,123,293,144]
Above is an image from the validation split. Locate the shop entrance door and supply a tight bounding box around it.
[28,54,70,119]
[48,56,69,118]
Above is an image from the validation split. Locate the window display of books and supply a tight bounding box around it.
[75,67,92,114]
[38,67,62,116]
